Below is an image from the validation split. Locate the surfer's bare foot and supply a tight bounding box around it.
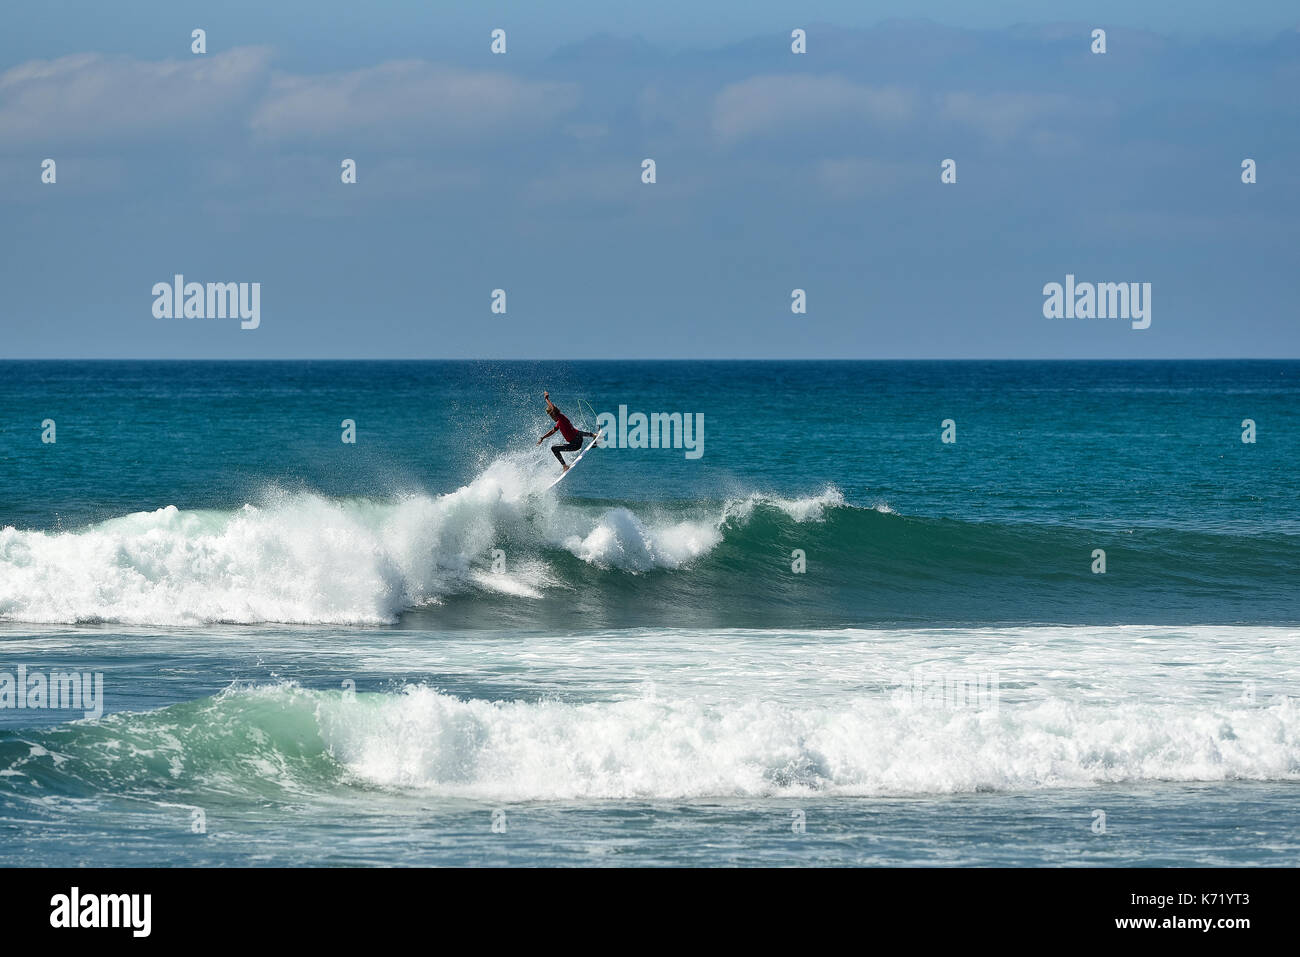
[562,464,570,472]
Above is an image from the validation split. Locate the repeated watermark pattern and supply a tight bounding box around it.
[0,666,104,720]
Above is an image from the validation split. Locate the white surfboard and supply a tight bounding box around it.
[547,432,604,490]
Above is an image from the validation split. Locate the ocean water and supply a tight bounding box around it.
[1,360,1297,866]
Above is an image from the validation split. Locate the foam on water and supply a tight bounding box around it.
[318,686,1300,799]
[721,487,844,524]
[0,454,844,625]
[5,681,1297,802]
[561,508,720,570]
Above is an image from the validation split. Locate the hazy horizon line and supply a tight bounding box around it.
[3,357,1297,364]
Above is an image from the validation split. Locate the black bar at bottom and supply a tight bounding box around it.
[0,867,1285,943]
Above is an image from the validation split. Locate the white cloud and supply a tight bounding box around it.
[0,48,271,145]
[249,61,580,143]
[713,75,913,144]
[0,50,578,151]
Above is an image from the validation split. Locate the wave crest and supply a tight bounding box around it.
[0,458,846,625]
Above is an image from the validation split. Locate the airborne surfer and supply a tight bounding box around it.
[537,391,599,472]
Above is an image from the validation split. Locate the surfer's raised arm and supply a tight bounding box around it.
[537,390,560,445]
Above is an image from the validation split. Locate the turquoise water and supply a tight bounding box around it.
[1,361,1297,865]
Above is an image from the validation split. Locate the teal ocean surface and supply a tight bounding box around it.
[1,361,1297,865]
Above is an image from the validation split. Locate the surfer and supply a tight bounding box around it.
[537,391,599,472]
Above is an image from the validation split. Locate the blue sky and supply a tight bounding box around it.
[1,2,1297,358]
